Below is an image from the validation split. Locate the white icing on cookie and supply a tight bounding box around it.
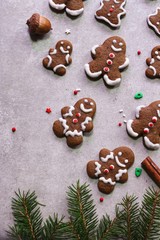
[144,136,160,150]
[127,120,139,137]
[95,162,101,177]
[115,156,126,168]
[135,105,145,118]
[47,55,52,67]
[148,8,160,36]
[59,118,69,133]
[95,0,126,28]
[111,45,122,52]
[149,66,156,76]
[150,58,155,64]
[157,56,160,61]
[49,0,66,10]
[50,49,57,55]
[66,7,84,16]
[53,64,66,72]
[91,45,99,55]
[84,63,102,78]
[103,74,121,86]
[99,177,116,185]
[60,46,69,54]
[65,130,82,137]
[157,110,160,117]
[80,103,93,113]
[63,106,75,118]
[115,169,127,181]
[81,117,92,131]
[101,152,114,162]
[119,57,129,69]
[65,54,70,64]
[124,159,128,164]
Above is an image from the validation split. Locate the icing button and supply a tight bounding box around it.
[103,67,110,72]
[76,113,81,118]
[73,118,78,124]
[109,165,115,170]
[144,128,149,134]
[104,169,109,174]
[148,122,154,128]
[107,59,113,65]
[152,116,157,123]
[109,8,114,12]
[109,53,115,59]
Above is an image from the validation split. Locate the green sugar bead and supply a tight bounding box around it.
[134,92,143,99]
[135,168,142,177]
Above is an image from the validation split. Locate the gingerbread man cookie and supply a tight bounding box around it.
[49,0,85,17]
[84,36,129,87]
[148,8,160,36]
[53,98,96,148]
[43,40,73,76]
[127,100,160,150]
[145,45,160,79]
[95,0,126,28]
[87,147,134,194]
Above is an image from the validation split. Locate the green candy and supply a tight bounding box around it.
[134,92,143,99]
[135,168,142,177]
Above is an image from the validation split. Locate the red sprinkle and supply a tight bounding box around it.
[12,127,16,132]
[46,108,52,114]
[104,169,109,174]
[73,118,78,124]
[109,165,115,170]
[137,50,141,55]
[76,113,81,118]
[118,122,122,127]
[74,90,78,95]
[109,8,114,12]
[100,197,104,202]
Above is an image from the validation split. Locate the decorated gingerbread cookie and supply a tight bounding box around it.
[49,0,85,17]
[43,40,73,76]
[87,147,134,194]
[127,100,160,150]
[95,0,127,28]
[148,8,160,36]
[84,36,129,87]
[53,98,96,148]
[145,45,160,79]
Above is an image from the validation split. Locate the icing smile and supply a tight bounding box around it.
[60,46,69,54]
[80,103,93,113]
[111,45,122,52]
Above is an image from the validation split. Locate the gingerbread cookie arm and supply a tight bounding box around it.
[91,45,104,58]
[119,57,129,70]
[148,8,160,36]
[53,119,68,137]
[49,0,66,10]
[87,160,102,179]
[146,58,153,66]
[115,170,128,183]
[81,117,93,133]
[61,106,75,118]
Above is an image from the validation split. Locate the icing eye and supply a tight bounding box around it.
[84,99,88,103]
[158,104,160,107]
[103,67,110,72]
[112,5,115,8]
[109,53,115,58]
[148,122,154,128]
[104,169,109,174]
[152,116,157,123]
[157,22,160,25]
[90,102,94,106]
[73,118,78,124]
[67,46,71,49]
[107,59,113,65]
[144,128,149,134]
[108,13,111,16]
[118,152,122,157]
[155,51,158,55]
[119,42,123,46]
[113,39,117,44]
[124,159,128,164]
[76,113,81,118]
[109,165,115,170]
[61,41,64,45]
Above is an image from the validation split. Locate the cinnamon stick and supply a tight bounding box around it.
[141,156,160,187]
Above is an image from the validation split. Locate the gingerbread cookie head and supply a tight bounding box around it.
[43,40,73,76]
[148,8,160,36]
[145,45,160,79]
[127,100,160,150]
[95,0,127,28]
[53,98,96,148]
[55,40,73,55]
[87,146,134,194]
[84,36,129,87]
[49,0,85,17]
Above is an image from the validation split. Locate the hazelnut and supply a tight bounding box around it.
[26,13,52,35]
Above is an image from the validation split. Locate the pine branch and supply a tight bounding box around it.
[67,180,98,240]
[137,187,160,240]
[7,190,43,240]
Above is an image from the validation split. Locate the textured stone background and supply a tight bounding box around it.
[0,0,160,238]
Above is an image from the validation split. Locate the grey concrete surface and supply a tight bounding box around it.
[0,0,160,238]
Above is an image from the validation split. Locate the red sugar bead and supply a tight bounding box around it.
[118,122,122,127]
[12,127,16,132]
[73,118,78,124]
[137,50,141,55]
[100,197,104,202]
[103,67,110,72]
[104,169,109,174]
[76,113,81,118]
[46,108,52,114]
[152,116,157,123]
[109,8,114,12]
[107,59,113,65]
[109,165,115,170]
[148,122,154,128]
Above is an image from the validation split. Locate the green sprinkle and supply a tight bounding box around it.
[135,168,142,177]
[134,92,143,99]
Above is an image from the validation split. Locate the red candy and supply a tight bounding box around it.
[104,169,109,174]
[109,165,115,170]
[46,108,52,114]
[100,197,104,202]
[103,67,110,72]
[118,122,122,127]
[109,8,114,12]
[148,122,154,128]
[109,53,115,59]
[144,128,149,134]
[76,113,81,118]
[73,118,78,124]
[12,127,16,132]
[152,116,157,123]
[137,50,141,55]
[107,59,113,65]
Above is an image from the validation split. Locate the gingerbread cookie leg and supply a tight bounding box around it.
[66,0,84,16]
[98,180,115,194]
[66,134,83,148]
[143,133,160,150]
[49,0,67,10]
[103,68,122,86]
